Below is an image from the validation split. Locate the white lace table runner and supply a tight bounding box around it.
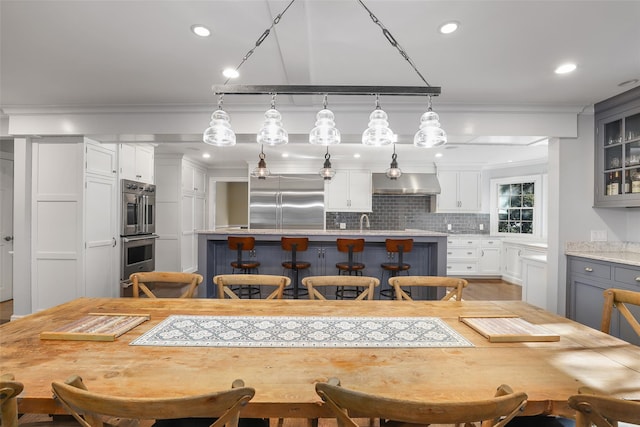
[130,315,474,348]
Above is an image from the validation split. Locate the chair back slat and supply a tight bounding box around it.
[600,288,640,337]
[52,376,255,427]
[389,276,467,301]
[569,387,640,427]
[316,379,527,427]
[215,274,290,299]
[130,272,204,298]
[302,276,380,300]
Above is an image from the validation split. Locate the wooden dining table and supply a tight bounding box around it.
[2,297,640,420]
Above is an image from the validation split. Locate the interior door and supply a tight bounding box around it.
[0,158,14,301]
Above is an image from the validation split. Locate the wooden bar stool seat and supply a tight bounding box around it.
[228,236,261,298]
[281,237,311,299]
[380,238,413,299]
[335,238,366,299]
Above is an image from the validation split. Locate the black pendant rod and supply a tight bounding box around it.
[211,85,440,97]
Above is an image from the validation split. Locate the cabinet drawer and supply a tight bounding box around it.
[447,238,480,247]
[447,262,478,273]
[613,266,640,288]
[570,258,611,280]
[447,248,478,258]
[481,239,501,247]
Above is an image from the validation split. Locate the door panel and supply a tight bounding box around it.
[0,158,14,301]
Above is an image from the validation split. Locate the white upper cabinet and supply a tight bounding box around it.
[86,142,117,178]
[437,169,481,212]
[181,161,207,196]
[325,170,372,212]
[119,144,154,184]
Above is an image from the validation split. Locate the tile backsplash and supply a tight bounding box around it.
[326,195,490,234]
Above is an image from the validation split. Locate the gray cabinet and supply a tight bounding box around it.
[567,255,640,345]
[594,86,640,207]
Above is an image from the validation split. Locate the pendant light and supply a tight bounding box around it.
[251,145,270,179]
[319,147,336,181]
[385,144,402,180]
[414,95,447,148]
[257,94,288,146]
[362,94,394,146]
[202,95,236,146]
[309,94,341,145]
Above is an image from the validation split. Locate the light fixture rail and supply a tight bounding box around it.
[212,85,440,97]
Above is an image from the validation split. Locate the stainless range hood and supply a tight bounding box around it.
[372,173,441,195]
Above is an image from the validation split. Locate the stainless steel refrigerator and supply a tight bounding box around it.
[250,174,325,229]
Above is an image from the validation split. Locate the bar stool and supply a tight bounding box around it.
[228,236,261,298]
[281,237,311,299]
[379,238,413,299]
[335,238,366,299]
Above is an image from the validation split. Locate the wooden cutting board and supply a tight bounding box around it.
[459,315,560,342]
[40,313,149,342]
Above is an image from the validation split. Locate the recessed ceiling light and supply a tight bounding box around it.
[223,68,240,79]
[439,21,459,34]
[282,153,289,158]
[191,25,211,37]
[202,153,211,159]
[555,63,577,74]
[353,153,361,158]
[435,153,443,158]
[618,78,639,87]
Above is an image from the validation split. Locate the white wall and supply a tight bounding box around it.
[547,112,631,315]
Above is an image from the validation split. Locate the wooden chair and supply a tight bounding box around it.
[281,237,311,299]
[1,374,23,427]
[316,378,527,427]
[130,272,203,298]
[568,386,640,427]
[600,288,640,338]
[215,274,290,299]
[390,275,468,301]
[379,238,413,299]
[51,375,255,427]
[302,276,379,301]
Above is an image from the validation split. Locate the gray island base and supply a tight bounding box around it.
[197,229,448,300]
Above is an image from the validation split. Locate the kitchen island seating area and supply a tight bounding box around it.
[198,231,448,299]
[379,238,414,299]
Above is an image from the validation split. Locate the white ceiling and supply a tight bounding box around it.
[2,0,639,169]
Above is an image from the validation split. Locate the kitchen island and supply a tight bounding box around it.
[197,229,448,298]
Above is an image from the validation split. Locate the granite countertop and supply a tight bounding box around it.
[198,228,448,237]
[565,241,640,267]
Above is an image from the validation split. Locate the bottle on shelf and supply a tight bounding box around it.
[624,170,631,194]
[632,170,640,194]
[606,172,613,195]
[610,171,621,195]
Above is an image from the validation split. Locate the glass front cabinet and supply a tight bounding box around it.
[594,86,640,207]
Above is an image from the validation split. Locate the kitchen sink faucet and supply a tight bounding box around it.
[359,214,370,232]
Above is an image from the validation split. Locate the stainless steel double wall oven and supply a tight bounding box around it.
[121,179,158,280]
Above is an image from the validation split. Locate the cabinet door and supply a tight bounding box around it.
[458,171,480,211]
[85,175,118,297]
[86,143,117,178]
[181,194,195,272]
[181,162,195,193]
[194,168,207,195]
[479,247,501,274]
[325,171,350,211]
[503,245,522,284]
[135,146,154,183]
[348,170,372,212]
[437,171,459,211]
[119,144,137,181]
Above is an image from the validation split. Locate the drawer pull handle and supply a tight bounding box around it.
[636,276,640,282]
[467,252,473,255]
[447,252,453,255]
[584,267,593,272]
